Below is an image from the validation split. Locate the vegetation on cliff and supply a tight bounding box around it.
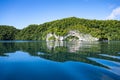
[0,25,19,40]
[0,17,120,40]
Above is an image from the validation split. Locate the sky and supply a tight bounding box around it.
[0,0,120,29]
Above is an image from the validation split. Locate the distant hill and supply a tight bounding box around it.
[0,17,120,40]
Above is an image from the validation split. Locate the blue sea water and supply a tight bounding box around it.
[0,41,120,80]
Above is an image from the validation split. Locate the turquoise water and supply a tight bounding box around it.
[0,41,120,80]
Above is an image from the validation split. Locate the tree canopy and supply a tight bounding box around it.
[0,25,19,40]
[0,17,120,40]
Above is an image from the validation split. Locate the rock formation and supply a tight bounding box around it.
[46,30,98,41]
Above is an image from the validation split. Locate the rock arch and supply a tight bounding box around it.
[46,33,64,41]
[46,30,99,41]
[63,31,82,41]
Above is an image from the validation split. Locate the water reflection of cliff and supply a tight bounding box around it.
[47,41,83,53]
[46,41,101,53]
[0,41,120,68]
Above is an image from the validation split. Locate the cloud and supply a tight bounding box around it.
[106,7,120,20]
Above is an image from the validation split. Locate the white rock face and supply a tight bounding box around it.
[46,30,99,41]
[46,33,53,41]
[46,33,64,41]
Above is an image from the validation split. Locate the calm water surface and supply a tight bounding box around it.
[0,41,120,80]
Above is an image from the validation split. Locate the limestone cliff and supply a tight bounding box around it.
[46,30,98,41]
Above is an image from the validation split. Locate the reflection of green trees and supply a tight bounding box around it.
[0,42,18,56]
[0,41,120,67]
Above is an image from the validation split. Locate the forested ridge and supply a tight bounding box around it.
[0,25,19,40]
[0,17,120,40]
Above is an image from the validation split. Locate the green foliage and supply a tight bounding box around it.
[0,17,120,40]
[0,25,19,40]
[15,24,39,40]
[48,36,56,41]
[64,36,79,41]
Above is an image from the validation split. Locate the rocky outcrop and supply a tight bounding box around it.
[46,30,99,41]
